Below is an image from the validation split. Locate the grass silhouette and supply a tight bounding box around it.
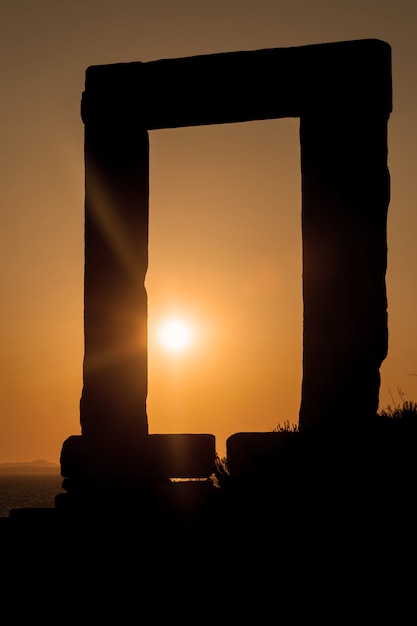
[378,386,417,422]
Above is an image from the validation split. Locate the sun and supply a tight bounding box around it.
[158,319,192,352]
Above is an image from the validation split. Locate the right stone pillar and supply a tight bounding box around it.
[299,111,390,431]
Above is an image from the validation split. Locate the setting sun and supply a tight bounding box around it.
[158,319,192,352]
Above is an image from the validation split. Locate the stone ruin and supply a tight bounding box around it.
[57,39,392,509]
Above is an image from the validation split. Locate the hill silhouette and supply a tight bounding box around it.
[0,459,60,474]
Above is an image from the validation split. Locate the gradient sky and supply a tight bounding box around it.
[0,0,416,463]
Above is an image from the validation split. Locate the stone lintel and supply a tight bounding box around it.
[81,39,392,130]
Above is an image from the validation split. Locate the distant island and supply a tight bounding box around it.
[0,459,60,474]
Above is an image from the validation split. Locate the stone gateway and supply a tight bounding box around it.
[60,39,392,490]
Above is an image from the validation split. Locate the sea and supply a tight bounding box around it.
[0,473,65,518]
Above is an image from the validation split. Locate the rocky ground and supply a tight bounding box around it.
[1,422,416,621]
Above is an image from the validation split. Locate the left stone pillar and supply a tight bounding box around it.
[60,64,150,480]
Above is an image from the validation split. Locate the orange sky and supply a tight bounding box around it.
[1,0,416,462]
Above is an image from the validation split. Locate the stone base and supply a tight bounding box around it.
[226,431,298,478]
[55,477,216,518]
[60,432,216,480]
[57,432,217,531]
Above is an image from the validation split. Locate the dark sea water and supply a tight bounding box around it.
[0,473,65,517]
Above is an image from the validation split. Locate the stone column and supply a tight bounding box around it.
[79,112,149,446]
[299,112,390,432]
[59,68,151,481]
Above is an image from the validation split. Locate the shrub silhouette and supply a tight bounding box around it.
[212,401,417,493]
[212,452,231,489]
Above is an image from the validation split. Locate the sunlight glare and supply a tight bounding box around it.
[159,319,192,352]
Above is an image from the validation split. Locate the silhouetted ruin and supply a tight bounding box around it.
[58,39,392,507]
